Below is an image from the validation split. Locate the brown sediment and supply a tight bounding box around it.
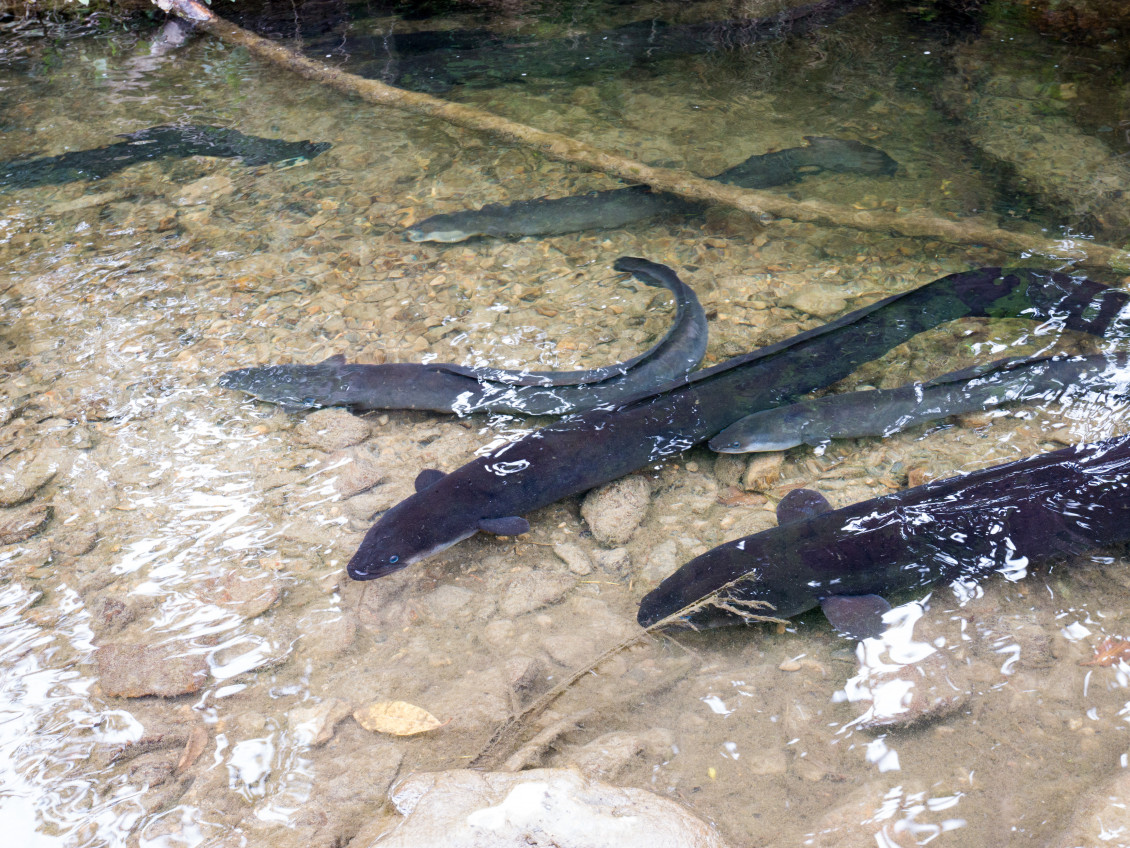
[168,1,1130,272]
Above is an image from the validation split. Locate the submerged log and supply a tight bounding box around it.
[166,0,1130,273]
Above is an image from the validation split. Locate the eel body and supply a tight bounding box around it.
[346,266,1129,580]
[710,352,1130,452]
[339,0,870,93]
[638,434,1130,638]
[405,136,897,243]
[0,125,331,190]
[219,257,707,416]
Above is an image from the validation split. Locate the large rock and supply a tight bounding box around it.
[96,642,209,698]
[357,768,730,848]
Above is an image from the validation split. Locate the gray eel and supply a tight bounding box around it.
[346,266,1129,580]
[638,433,1130,639]
[710,352,1130,452]
[219,257,707,416]
[0,125,331,190]
[405,137,897,243]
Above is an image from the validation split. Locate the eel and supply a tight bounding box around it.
[219,257,708,416]
[637,433,1130,639]
[345,266,1129,580]
[405,136,897,243]
[709,352,1130,452]
[345,0,870,93]
[0,125,331,190]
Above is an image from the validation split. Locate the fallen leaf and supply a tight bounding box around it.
[353,700,446,736]
[175,725,209,774]
[1081,636,1130,667]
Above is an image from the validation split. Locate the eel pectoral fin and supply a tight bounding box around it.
[820,594,892,640]
[775,488,832,526]
[478,516,531,536]
[414,469,446,492]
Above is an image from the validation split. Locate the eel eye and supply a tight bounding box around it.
[389,555,399,564]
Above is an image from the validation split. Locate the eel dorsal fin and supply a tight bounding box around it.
[478,516,530,536]
[776,488,832,526]
[820,594,892,640]
[414,469,446,493]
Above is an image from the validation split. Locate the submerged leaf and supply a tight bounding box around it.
[1080,636,1130,667]
[354,700,446,736]
[176,724,209,774]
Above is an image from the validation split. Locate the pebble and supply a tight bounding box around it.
[90,597,136,634]
[365,768,731,848]
[504,654,545,704]
[566,728,674,781]
[593,547,631,574]
[288,698,353,746]
[847,641,970,730]
[742,453,784,493]
[713,454,746,488]
[418,584,478,621]
[639,539,678,585]
[174,173,235,206]
[0,503,52,545]
[783,283,848,318]
[581,476,651,546]
[328,449,384,498]
[96,642,209,698]
[553,542,593,575]
[747,747,788,775]
[500,572,576,618]
[0,448,61,506]
[208,572,280,619]
[296,408,372,451]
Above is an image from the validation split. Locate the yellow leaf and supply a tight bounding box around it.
[353,700,446,736]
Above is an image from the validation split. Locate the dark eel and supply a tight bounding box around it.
[0,125,331,190]
[638,433,1130,639]
[406,136,897,243]
[219,257,708,416]
[331,0,870,93]
[710,352,1130,452]
[345,266,1129,580]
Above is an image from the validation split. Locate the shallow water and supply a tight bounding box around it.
[3,2,1130,846]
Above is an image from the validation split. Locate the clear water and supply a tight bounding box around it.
[3,2,1130,846]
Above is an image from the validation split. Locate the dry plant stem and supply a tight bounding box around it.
[171,2,1130,272]
[470,593,785,770]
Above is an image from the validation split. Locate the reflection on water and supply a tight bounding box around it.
[3,1,1130,845]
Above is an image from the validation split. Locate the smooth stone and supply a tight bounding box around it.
[361,768,730,848]
[783,283,848,318]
